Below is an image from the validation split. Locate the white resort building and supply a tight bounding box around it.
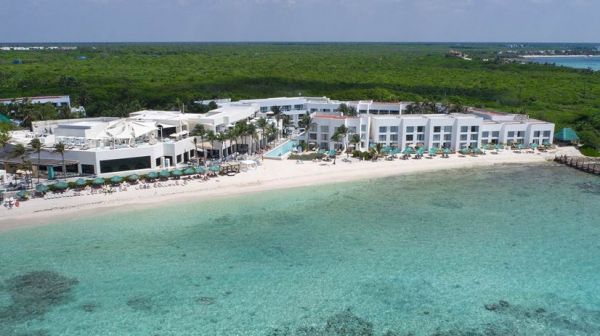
[2,96,554,177]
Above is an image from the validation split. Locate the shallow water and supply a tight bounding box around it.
[1,163,600,336]
[528,56,600,71]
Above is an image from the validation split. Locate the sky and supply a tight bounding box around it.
[1,0,599,43]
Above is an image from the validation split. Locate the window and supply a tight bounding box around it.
[492,131,500,138]
[348,127,357,134]
[379,134,387,142]
[444,134,452,141]
[460,134,468,141]
[508,131,515,138]
[534,131,541,137]
[434,126,441,133]
[390,126,399,133]
[482,131,489,138]
[310,108,318,112]
[444,126,452,133]
[543,131,551,137]
[471,126,479,132]
[361,125,367,132]
[359,109,367,114]
[433,134,440,141]
[417,134,425,141]
[417,126,425,133]
[470,141,478,148]
[260,106,269,113]
[310,124,317,131]
[321,134,329,141]
[320,126,329,133]
[379,126,388,133]
[294,104,304,110]
[320,142,329,150]
[390,134,398,141]
[406,134,414,141]
[471,134,478,140]
[461,126,468,133]
[390,110,400,115]
[482,140,489,145]
[309,133,317,140]
[517,131,524,138]
[379,110,389,114]
[282,105,291,111]
[406,126,414,133]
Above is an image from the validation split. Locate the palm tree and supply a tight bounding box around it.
[336,125,349,153]
[206,130,217,159]
[29,138,42,183]
[271,106,283,140]
[0,126,11,154]
[216,131,228,159]
[350,133,361,152]
[191,124,207,163]
[256,117,269,149]
[54,142,67,178]
[246,123,258,154]
[330,132,342,164]
[11,144,28,187]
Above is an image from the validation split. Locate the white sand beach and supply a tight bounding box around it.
[0,148,580,232]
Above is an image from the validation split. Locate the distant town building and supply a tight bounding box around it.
[0,95,71,108]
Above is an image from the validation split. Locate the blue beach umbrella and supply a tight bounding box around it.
[75,178,87,187]
[159,170,170,179]
[93,177,105,185]
[110,176,123,184]
[53,181,69,190]
[35,184,49,193]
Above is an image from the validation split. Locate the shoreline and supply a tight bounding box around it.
[520,55,600,58]
[0,149,576,233]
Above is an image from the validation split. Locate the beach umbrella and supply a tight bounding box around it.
[93,177,105,185]
[417,148,425,155]
[531,143,539,150]
[183,167,195,175]
[209,165,220,172]
[35,184,49,193]
[127,174,139,182]
[75,178,87,187]
[171,169,183,177]
[542,140,551,146]
[159,169,170,178]
[402,147,413,155]
[147,172,159,180]
[110,176,123,184]
[53,181,69,190]
[443,148,451,155]
[460,148,470,155]
[473,147,482,154]
[429,147,438,156]
[494,144,502,151]
[195,166,206,174]
[16,190,29,199]
[517,144,524,150]
[328,149,336,157]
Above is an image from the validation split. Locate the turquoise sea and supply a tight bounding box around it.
[1,163,600,336]
[527,56,600,71]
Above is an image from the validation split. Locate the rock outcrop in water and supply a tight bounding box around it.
[0,271,78,336]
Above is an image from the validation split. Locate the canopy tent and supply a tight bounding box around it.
[554,128,578,143]
[96,119,157,141]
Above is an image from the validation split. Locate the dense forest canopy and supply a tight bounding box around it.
[0,43,599,154]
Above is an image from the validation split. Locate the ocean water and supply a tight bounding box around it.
[528,56,600,71]
[1,163,600,336]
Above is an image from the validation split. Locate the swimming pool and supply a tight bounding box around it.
[264,140,299,159]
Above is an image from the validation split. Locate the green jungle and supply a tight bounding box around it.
[0,43,599,155]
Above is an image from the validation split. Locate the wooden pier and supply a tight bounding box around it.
[555,155,600,175]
